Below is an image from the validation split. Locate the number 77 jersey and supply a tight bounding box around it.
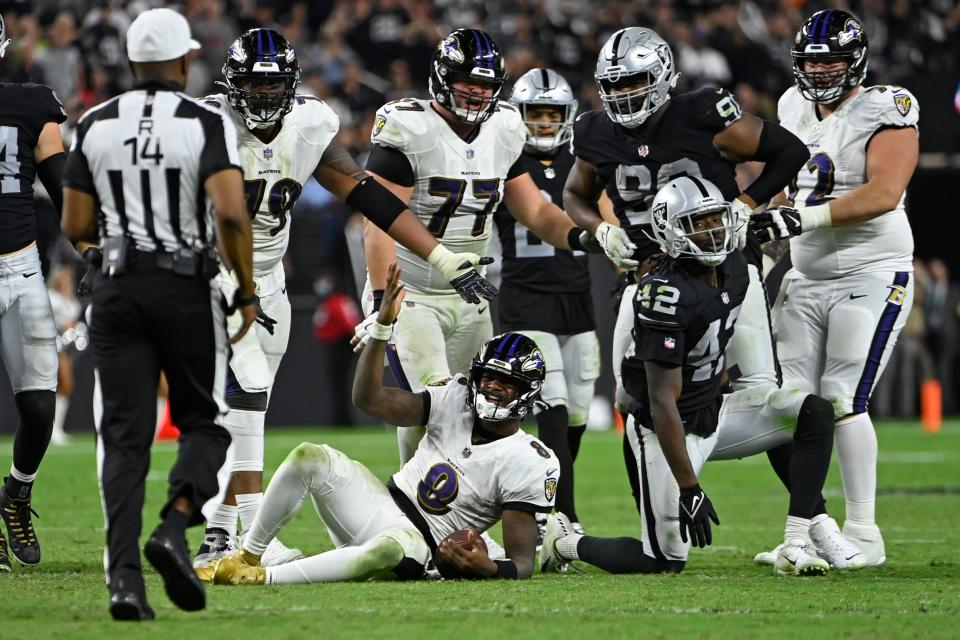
[203,93,340,276]
[622,252,748,437]
[778,84,919,279]
[370,98,526,294]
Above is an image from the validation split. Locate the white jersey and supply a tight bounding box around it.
[778,85,919,280]
[370,98,526,294]
[204,93,339,275]
[391,375,557,544]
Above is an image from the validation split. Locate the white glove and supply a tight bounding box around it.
[730,198,753,251]
[426,245,484,280]
[351,312,394,353]
[595,221,639,269]
[425,244,498,304]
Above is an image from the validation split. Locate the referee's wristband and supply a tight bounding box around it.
[494,560,518,580]
[367,320,393,342]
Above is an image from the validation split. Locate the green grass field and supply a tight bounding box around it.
[3,421,959,639]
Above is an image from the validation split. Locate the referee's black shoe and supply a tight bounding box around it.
[109,586,156,621]
[144,526,206,611]
[0,481,41,565]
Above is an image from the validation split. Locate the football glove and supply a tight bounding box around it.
[76,247,103,297]
[351,312,395,353]
[679,484,720,548]
[595,222,639,270]
[254,295,277,335]
[750,204,832,244]
[426,245,499,304]
[730,198,753,251]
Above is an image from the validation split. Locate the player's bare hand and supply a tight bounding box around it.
[376,263,406,326]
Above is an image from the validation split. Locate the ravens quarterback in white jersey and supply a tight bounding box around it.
[197,28,503,569]
[493,68,599,535]
[357,29,594,467]
[750,10,920,568]
[0,14,69,572]
[543,178,837,577]
[196,264,556,585]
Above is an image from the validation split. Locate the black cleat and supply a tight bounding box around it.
[0,486,40,565]
[109,590,156,621]
[193,526,233,568]
[0,528,10,572]
[144,527,206,612]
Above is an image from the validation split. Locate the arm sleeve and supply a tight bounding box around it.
[501,457,556,514]
[633,275,688,367]
[864,87,919,151]
[37,84,68,126]
[198,109,242,182]
[366,144,415,187]
[506,156,527,180]
[36,152,65,215]
[696,87,743,131]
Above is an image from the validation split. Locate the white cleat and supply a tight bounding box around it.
[810,516,866,569]
[260,537,304,567]
[842,521,886,567]
[774,538,830,576]
[539,512,574,573]
[753,543,783,566]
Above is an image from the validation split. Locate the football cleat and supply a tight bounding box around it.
[0,528,10,572]
[842,521,886,567]
[193,527,235,568]
[259,537,304,567]
[540,512,574,573]
[774,538,830,576]
[753,542,783,566]
[199,550,266,586]
[0,485,40,565]
[810,516,866,569]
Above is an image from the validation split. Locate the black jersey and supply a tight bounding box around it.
[572,87,743,259]
[622,251,749,437]
[0,83,67,254]
[494,145,590,293]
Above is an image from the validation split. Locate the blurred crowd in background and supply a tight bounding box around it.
[1,0,958,422]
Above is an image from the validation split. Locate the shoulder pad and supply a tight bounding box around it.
[493,105,526,154]
[777,86,803,122]
[859,85,918,128]
[291,95,340,146]
[202,94,227,109]
[371,98,430,151]
[634,268,691,328]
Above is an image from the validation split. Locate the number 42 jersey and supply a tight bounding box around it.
[204,93,339,276]
[778,85,919,280]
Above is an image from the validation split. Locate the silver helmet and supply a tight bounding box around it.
[509,68,578,152]
[649,176,737,267]
[0,14,11,58]
[595,27,678,128]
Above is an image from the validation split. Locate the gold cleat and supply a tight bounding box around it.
[198,550,266,586]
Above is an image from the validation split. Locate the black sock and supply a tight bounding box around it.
[567,425,587,462]
[578,535,683,574]
[537,406,577,521]
[766,442,827,516]
[787,395,835,518]
[3,475,32,501]
[161,509,191,536]
[12,390,55,478]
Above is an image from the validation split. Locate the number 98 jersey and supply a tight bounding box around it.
[622,252,748,437]
[370,98,526,294]
[204,93,339,276]
[390,375,556,545]
[778,85,919,280]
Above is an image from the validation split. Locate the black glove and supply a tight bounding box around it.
[449,257,498,304]
[679,484,720,548]
[254,295,277,335]
[749,206,803,244]
[77,247,103,297]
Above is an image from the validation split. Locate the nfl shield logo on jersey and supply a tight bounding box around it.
[461,447,472,459]
[263,148,273,160]
[466,148,475,160]
[638,144,650,157]
[544,167,556,179]
[664,336,676,350]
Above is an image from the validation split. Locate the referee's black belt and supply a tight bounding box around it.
[386,478,438,553]
[121,247,219,279]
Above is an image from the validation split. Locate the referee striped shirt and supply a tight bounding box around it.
[63,79,241,254]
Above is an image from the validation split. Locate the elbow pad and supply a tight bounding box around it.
[345,176,407,232]
[743,122,809,206]
[37,152,66,217]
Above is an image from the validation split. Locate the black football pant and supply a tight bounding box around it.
[91,269,230,592]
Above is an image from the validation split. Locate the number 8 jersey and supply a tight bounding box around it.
[778,85,919,280]
[369,98,526,295]
[204,93,340,276]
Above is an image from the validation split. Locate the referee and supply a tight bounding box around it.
[61,9,255,621]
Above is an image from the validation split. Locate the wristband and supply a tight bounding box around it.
[567,227,585,252]
[367,320,393,341]
[234,294,256,308]
[494,560,518,579]
[372,289,384,313]
[799,203,832,230]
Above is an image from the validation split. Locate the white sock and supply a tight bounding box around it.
[243,462,308,556]
[53,395,69,439]
[10,465,37,484]
[785,515,812,544]
[266,541,396,584]
[555,533,583,560]
[208,504,238,539]
[835,413,877,526]
[236,492,263,534]
[810,513,830,527]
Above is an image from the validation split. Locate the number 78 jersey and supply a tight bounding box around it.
[778,85,919,280]
[204,93,340,276]
[370,98,526,294]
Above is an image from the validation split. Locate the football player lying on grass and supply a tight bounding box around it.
[196,264,558,584]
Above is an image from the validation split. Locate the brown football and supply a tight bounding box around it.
[435,529,489,579]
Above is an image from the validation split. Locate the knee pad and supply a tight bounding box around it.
[226,368,269,412]
[225,409,265,473]
[285,442,333,481]
[363,536,406,576]
[14,390,55,430]
[796,395,835,441]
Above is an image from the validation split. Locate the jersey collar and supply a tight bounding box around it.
[132,78,185,92]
